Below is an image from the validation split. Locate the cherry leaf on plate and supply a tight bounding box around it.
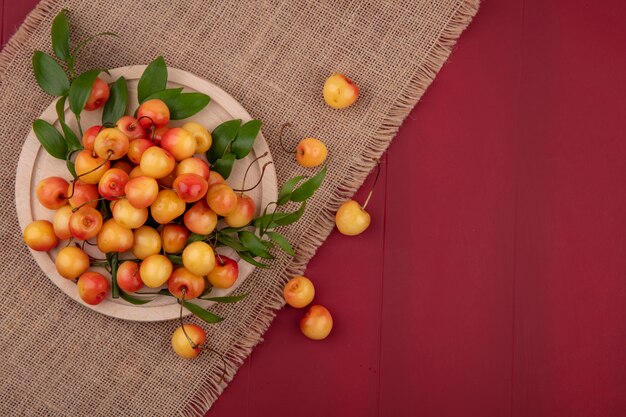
[208,119,241,163]
[102,77,128,125]
[68,69,101,116]
[32,119,67,160]
[51,9,70,62]
[143,87,183,103]
[212,152,237,179]
[231,119,261,159]
[32,51,70,96]
[167,92,211,120]
[137,56,167,103]
[55,96,82,152]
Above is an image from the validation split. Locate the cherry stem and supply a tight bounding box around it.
[277,122,296,154]
[233,161,273,194]
[71,197,109,212]
[77,150,113,180]
[238,151,269,196]
[362,160,381,210]
[179,289,201,350]
[259,201,278,236]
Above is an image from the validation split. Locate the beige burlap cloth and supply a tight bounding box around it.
[0,0,478,415]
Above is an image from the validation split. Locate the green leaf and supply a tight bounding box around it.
[106,252,119,299]
[186,232,207,245]
[66,158,77,178]
[238,251,270,268]
[102,77,128,125]
[212,153,236,179]
[201,294,248,303]
[167,254,183,265]
[137,56,167,103]
[253,202,307,230]
[266,231,295,256]
[231,119,261,159]
[68,32,118,73]
[32,51,70,96]
[238,231,273,259]
[119,291,156,305]
[277,175,306,205]
[182,301,224,324]
[55,96,81,152]
[51,10,70,61]
[216,234,247,252]
[207,119,241,163]
[290,166,327,202]
[143,87,183,103]
[32,119,67,159]
[168,92,211,120]
[68,69,101,116]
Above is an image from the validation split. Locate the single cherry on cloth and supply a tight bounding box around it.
[36,176,69,209]
[171,324,206,359]
[296,137,328,168]
[84,77,110,111]
[322,73,359,109]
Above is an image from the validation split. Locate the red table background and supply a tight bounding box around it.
[4,1,626,416]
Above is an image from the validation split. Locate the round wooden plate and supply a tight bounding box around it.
[15,66,277,321]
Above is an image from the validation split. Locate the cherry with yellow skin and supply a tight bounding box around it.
[139,254,173,288]
[82,125,101,150]
[322,73,359,109]
[112,160,134,175]
[183,200,217,235]
[55,246,90,280]
[94,127,130,161]
[116,115,146,140]
[69,206,103,240]
[206,183,238,216]
[127,138,154,164]
[207,171,225,188]
[140,147,176,179]
[116,261,144,293]
[176,157,211,180]
[132,226,162,260]
[167,267,205,299]
[182,122,212,154]
[225,194,255,228]
[84,77,110,111]
[161,224,190,253]
[151,190,186,224]
[137,99,170,129]
[171,324,206,359]
[182,241,215,276]
[128,165,146,179]
[23,220,58,251]
[283,276,315,308]
[67,181,99,209]
[98,168,129,200]
[74,150,110,184]
[77,272,109,305]
[300,304,333,340]
[296,138,328,168]
[97,219,134,253]
[207,255,238,289]
[161,128,197,161]
[36,176,69,209]
[335,200,371,236]
[124,176,159,209]
[112,198,148,229]
[52,205,74,239]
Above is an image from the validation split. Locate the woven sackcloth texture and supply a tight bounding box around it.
[0,0,478,415]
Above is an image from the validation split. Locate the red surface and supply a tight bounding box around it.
[4,1,626,416]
